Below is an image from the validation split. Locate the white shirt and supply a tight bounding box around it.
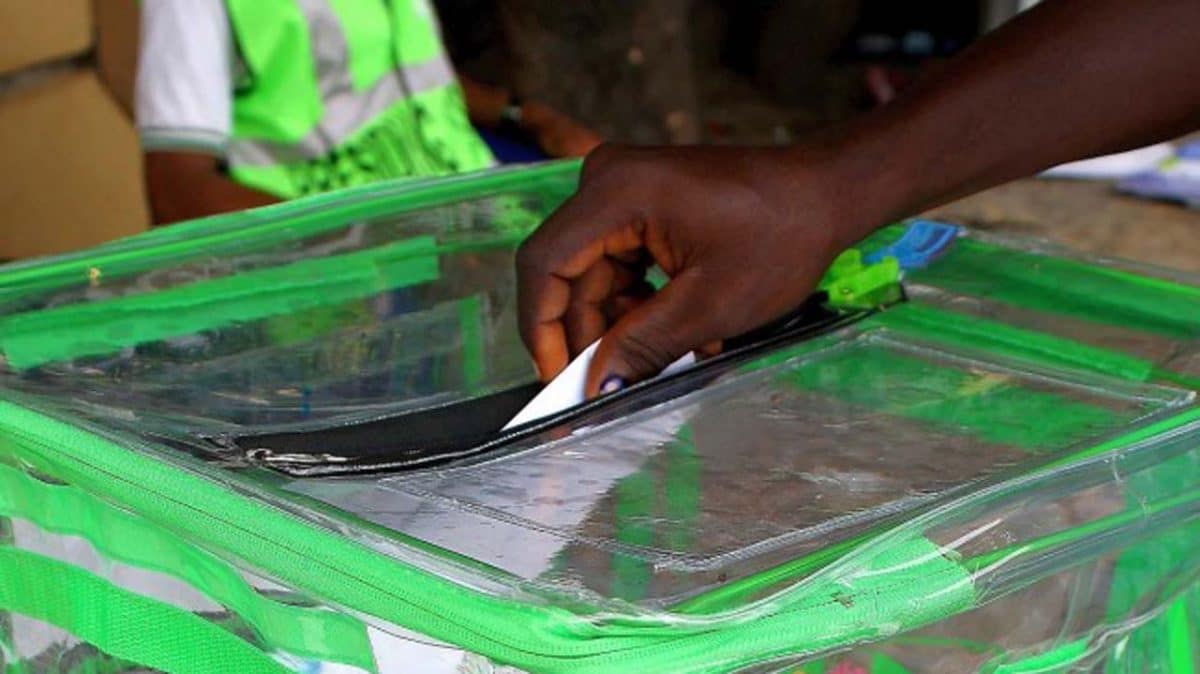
[134,0,493,193]
[135,0,238,155]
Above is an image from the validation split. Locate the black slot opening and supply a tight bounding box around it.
[238,294,871,476]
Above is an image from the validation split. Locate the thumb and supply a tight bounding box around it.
[585,270,720,397]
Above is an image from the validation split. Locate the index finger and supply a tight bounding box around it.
[516,192,644,381]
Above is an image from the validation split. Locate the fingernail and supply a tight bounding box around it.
[599,375,627,395]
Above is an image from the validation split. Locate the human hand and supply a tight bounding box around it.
[516,143,882,397]
[521,102,604,158]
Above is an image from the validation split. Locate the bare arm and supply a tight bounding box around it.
[828,0,1200,245]
[517,0,1200,394]
[458,75,511,128]
[143,152,279,226]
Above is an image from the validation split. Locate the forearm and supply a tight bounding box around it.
[458,74,510,128]
[145,152,279,225]
[815,0,1200,248]
[459,74,604,157]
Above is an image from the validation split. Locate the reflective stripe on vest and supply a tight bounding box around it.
[223,0,494,199]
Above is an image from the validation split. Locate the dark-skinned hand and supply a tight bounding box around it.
[516,144,869,397]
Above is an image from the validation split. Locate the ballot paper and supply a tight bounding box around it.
[1042,143,1174,180]
[503,340,696,429]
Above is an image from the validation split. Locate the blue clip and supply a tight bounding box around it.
[1176,140,1200,160]
[864,219,961,270]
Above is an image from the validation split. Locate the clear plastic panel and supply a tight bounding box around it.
[0,166,579,440]
[2,167,1200,673]
[779,429,1200,674]
[287,329,1194,605]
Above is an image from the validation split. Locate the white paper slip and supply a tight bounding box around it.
[503,340,696,430]
[1042,143,1174,180]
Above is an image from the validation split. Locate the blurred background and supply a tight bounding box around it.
[438,0,1025,145]
[2,0,1196,274]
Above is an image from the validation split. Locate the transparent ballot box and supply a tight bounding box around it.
[1,162,1199,673]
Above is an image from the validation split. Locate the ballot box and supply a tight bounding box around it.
[1,161,1198,673]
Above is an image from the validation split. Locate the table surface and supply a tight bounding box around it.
[927,177,1200,274]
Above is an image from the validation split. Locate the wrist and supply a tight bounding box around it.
[792,115,924,252]
[517,101,557,133]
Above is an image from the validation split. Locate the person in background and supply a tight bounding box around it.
[833,1,982,105]
[515,0,1200,397]
[136,0,601,225]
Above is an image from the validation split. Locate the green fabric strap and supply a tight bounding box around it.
[906,237,1200,340]
[0,236,439,370]
[870,303,1158,384]
[0,461,375,671]
[0,547,290,674]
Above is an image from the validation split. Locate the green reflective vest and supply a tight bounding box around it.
[223,0,495,199]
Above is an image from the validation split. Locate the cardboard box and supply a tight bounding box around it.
[0,71,149,260]
[0,0,93,77]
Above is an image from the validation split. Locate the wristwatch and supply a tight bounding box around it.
[499,95,524,135]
